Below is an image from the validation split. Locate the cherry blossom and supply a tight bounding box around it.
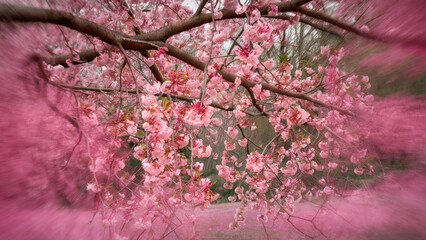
[1,0,423,239]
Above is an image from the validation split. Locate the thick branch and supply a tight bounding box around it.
[194,0,209,16]
[44,49,100,67]
[3,1,421,54]
[0,3,155,52]
[0,3,122,45]
[0,1,311,44]
[128,26,165,83]
[139,0,312,41]
[140,50,164,83]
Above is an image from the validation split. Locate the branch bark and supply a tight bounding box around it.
[0,3,123,45]
[194,0,209,16]
[137,0,312,41]
[44,49,100,67]
[140,50,165,83]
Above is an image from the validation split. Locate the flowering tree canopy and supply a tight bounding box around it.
[0,0,425,239]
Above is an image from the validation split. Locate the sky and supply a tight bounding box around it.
[183,0,198,11]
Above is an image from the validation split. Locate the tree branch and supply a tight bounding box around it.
[194,0,209,16]
[0,3,156,52]
[130,26,165,83]
[1,2,353,116]
[159,42,354,116]
[264,14,343,39]
[0,3,122,45]
[138,0,312,41]
[44,49,100,67]
[57,84,233,111]
[140,50,165,83]
[295,6,426,47]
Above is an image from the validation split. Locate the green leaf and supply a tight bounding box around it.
[128,156,142,168]
[136,129,144,136]
[279,53,288,63]
[180,147,191,159]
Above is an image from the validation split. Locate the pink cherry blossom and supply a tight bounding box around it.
[238,138,248,147]
[227,127,238,138]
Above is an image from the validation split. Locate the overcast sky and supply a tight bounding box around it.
[182,0,197,11]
